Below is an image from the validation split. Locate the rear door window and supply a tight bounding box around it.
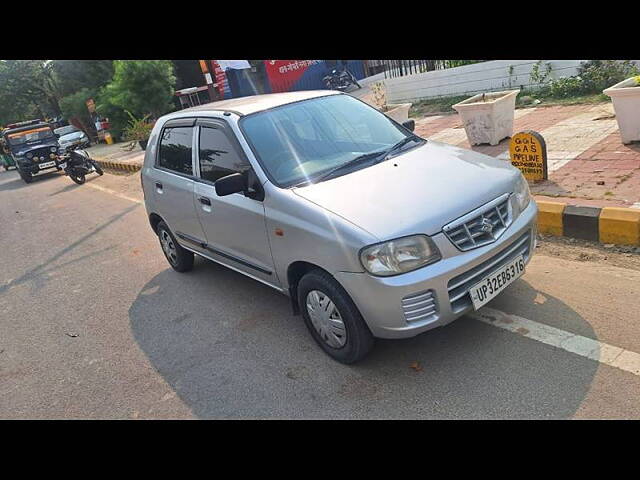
[158,126,194,175]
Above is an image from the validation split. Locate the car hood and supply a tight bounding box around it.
[12,142,59,157]
[292,140,520,240]
[59,132,85,143]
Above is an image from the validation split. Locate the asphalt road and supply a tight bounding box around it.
[2,168,640,419]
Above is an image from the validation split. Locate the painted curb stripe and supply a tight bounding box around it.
[94,159,141,173]
[536,201,565,236]
[534,200,640,246]
[599,207,640,246]
[469,306,640,377]
[562,205,601,242]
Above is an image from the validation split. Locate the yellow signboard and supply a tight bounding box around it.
[509,131,548,182]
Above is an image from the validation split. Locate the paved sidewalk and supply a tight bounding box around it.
[86,142,145,169]
[414,103,640,208]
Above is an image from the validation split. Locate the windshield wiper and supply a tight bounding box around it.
[375,134,425,164]
[311,150,387,183]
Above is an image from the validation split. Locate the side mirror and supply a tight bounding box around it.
[215,172,246,197]
[402,120,415,132]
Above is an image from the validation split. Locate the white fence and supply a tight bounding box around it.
[379,60,589,103]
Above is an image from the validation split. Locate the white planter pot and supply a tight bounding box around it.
[452,90,519,146]
[603,77,640,144]
[383,103,412,124]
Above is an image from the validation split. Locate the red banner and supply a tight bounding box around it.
[264,60,322,93]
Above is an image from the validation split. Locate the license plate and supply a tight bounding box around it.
[469,255,525,310]
[59,162,67,169]
[39,161,55,169]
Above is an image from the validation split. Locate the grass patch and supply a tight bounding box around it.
[409,95,469,117]
[516,90,610,108]
[409,91,611,119]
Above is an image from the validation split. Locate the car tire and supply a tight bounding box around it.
[156,221,194,273]
[18,169,32,183]
[297,269,374,364]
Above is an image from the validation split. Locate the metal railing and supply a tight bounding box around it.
[378,60,487,79]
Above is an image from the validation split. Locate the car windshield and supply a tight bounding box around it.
[240,94,413,187]
[6,127,56,146]
[54,125,79,136]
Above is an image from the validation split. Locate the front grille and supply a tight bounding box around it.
[444,194,512,251]
[402,289,437,323]
[28,147,54,162]
[447,230,531,313]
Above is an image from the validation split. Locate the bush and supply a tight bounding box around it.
[577,60,640,92]
[539,60,640,99]
[122,112,154,142]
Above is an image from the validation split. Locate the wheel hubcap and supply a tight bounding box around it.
[160,230,178,265]
[305,290,347,348]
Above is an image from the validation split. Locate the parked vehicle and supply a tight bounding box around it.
[58,147,103,184]
[54,125,91,152]
[323,64,361,91]
[141,90,537,363]
[2,119,62,183]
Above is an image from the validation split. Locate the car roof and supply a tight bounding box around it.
[178,90,342,117]
[3,123,52,136]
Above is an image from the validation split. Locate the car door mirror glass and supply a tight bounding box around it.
[402,120,415,132]
[215,172,246,196]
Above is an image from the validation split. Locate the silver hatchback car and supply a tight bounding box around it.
[142,90,537,363]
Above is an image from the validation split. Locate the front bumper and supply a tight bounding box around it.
[18,158,62,174]
[335,201,538,339]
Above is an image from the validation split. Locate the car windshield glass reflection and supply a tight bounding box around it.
[241,94,412,187]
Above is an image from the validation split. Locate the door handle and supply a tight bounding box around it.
[155,181,163,192]
[198,196,211,206]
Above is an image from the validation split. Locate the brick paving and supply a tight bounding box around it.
[414,103,640,208]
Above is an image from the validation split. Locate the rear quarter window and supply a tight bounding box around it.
[157,126,194,175]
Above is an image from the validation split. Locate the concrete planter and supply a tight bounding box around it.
[382,103,412,124]
[452,90,519,146]
[603,77,640,144]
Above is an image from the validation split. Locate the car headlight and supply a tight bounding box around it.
[514,173,531,215]
[26,152,33,159]
[50,146,57,153]
[359,234,441,277]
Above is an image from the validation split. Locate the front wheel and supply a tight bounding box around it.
[69,170,86,184]
[18,169,33,183]
[297,269,374,364]
[90,159,104,176]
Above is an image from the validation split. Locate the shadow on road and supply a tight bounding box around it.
[0,203,139,295]
[129,258,599,419]
[0,171,63,191]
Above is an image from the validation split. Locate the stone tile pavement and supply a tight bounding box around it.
[414,103,640,208]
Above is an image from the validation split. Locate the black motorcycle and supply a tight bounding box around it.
[58,147,103,184]
[323,65,362,91]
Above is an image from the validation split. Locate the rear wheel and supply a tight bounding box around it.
[156,221,194,272]
[297,269,374,364]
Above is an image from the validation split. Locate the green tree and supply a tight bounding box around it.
[99,60,176,119]
[52,60,114,98]
[0,60,62,123]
